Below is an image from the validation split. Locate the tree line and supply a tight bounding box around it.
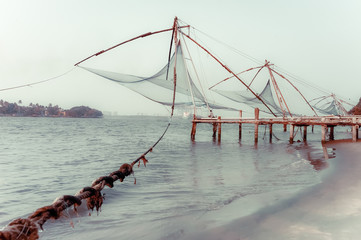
[0,100,103,118]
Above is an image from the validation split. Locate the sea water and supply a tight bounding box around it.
[0,116,355,239]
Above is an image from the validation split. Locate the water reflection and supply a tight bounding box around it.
[289,142,336,171]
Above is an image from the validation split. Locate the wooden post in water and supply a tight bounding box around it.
[352,117,357,142]
[321,125,327,142]
[329,126,335,140]
[217,116,222,142]
[269,123,273,143]
[254,108,259,143]
[289,124,294,143]
[212,122,217,138]
[303,126,307,142]
[283,124,287,132]
[191,121,197,140]
[239,110,242,140]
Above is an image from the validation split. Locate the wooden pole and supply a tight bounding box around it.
[212,123,217,138]
[239,110,242,140]
[217,116,222,142]
[269,124,273,143]
[352,117,357,142]
[283,124,287,132]
[289,124,294,143]
[303,126,307,142]
[191,121,197,140]
[329,126,334,140]
[352,126,357,142]
[254,108,259,143]
[356,125,360,139]
[321,125,327,142]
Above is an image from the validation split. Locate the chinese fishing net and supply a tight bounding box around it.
[79,44,230,111]
[212,80,286,116]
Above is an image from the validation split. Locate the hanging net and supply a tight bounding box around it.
[212,80,286,116]
[313,100,341,115]
[311,97,350,116]
[80,44,231,111]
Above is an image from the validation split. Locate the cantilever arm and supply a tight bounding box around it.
[74,26,189,66]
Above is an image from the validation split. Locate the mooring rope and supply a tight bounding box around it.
[0,163,135,240]
[0,76,177,240]
[0,118,175,240]
[0,21,182,238]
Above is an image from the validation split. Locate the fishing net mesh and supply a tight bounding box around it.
[81,45,209,108]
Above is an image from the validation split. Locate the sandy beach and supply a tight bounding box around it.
[180,140,361,240]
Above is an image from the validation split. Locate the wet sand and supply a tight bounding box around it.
[182,140,361,240]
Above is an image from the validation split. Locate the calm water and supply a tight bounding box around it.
[0,116,345,239]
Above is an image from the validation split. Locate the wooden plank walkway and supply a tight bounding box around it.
[191,108,361,143]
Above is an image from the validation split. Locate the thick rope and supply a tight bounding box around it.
[0,22,180,239]
[0,111,175,240]
[0,163,134,240]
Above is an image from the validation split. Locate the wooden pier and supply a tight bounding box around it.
[191,108,361,143]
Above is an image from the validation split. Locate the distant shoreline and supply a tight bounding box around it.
[0,100,103,118]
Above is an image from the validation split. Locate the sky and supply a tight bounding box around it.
[0,0,360,116]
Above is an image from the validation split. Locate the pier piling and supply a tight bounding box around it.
[303,126,307,141]
[289,124,294,143]
[212,123,217,138]
[191,120,197,140]
[217,116,222,142]
[321,125,327,142]
[254,108,259,143]
[239,110,242,140]
[269,123,273,142]
[329,126,335,140]
[191,111,360,143]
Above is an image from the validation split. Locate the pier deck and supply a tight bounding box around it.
[191,109,361,143]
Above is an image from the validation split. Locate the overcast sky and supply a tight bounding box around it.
[0,0,360,115]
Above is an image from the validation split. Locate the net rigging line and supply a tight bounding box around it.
[182,22,349,103]
[0,68,75,92]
